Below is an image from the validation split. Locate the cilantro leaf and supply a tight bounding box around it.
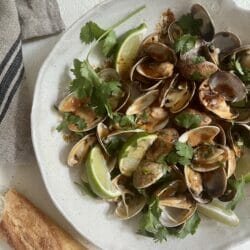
[230,59,250,83]
[175,112,202,129]
[226,177,245,210]
[177,14,202,36]
[56,112,86,132]
[138,198,168,242]
[175,141,194,159]
[112,113,136,129]
[174,34,197,54]
[165,142,194,166]
[169,212,201,238]
[192,56,206,65]
[102,31,117,56]
[80,21,106,44]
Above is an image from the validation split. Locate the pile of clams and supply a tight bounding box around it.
[57,4,249,236]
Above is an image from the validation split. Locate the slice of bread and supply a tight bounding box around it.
[0,189,87,250]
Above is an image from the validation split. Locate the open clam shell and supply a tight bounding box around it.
[184,166,211,204]
[208,71,247,102]
[146,128,179,162]
[179,125,220,147]
[159,195,197,228]
[143,42,177,64]
[136,57,174,80]
[126,89,159,115]
[162,79,196,113]
[212,32,241,55]
[115,193,146,220]
[202,167,227,198]
[191,4,215,42]
[199,79,239,120]
[136,107,169,133]
[67,133,96,167]
[178,60,218,82]
[58,94,83,113]
[133,161,164,189]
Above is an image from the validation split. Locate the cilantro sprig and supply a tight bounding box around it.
[138,198,168,242]
[174,34,197,54]
[230,58,250,83]
[175,112,202,129]
[80,6,145,60]
[56,112,86,132]
[165,141,194,166]
[111,112,136,129]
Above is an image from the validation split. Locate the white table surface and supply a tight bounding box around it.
[0,0,250,249]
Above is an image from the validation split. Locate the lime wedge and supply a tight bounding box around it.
[115,23,147,79]
[197,201,239,227]
[235,148,250,183]
[119,133,157,176]
[86,146,121,199]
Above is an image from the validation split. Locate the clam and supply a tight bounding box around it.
[143,42,177,64]
[178,60,218,81]
[191,144,227,172]
[179,125,220,147]
[136,57,174,80]
[191,4,215,42]
[229,124,250,157]
[161,79,196,113]
[168,21,183,44]
[69,107,103,132]
[183,109,212,126]
[225,147,236,178]
[159,195,196,227]
[115,193,146,220]
[199,79,239,120]
[136,107,169,132]
[112,174,134,196]
[212,32,241,55]
[96,122,110,155]
[202,167,227,198]
[221,45,250,68]
[126,89,159,115]
[67,134,96,167]
[146,128,179,161]
[133,161,164,189]
[184,166,211,204]
[208,71,247,102]
[155,180,187,199]
[58,94,83,113]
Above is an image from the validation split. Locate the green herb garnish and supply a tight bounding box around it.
[175,112,202,129]
[56,112,86,132]
[138,198,168,242]
[165,142,194,166]
[177,14,202,36]
[174,34,197,54]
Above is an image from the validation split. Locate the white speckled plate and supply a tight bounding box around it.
[31,0,250,249]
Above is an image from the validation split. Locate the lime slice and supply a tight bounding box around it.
[86,146,121,199]
[115,23,147,79]
[119,133,157,176]
[197,201,239,227]
[235,148,250,183]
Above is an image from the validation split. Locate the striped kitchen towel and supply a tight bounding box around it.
[0,0,64,123]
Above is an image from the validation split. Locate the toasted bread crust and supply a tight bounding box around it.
[0,189,87,250]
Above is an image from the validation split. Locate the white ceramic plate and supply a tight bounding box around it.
[31,0,250,249]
